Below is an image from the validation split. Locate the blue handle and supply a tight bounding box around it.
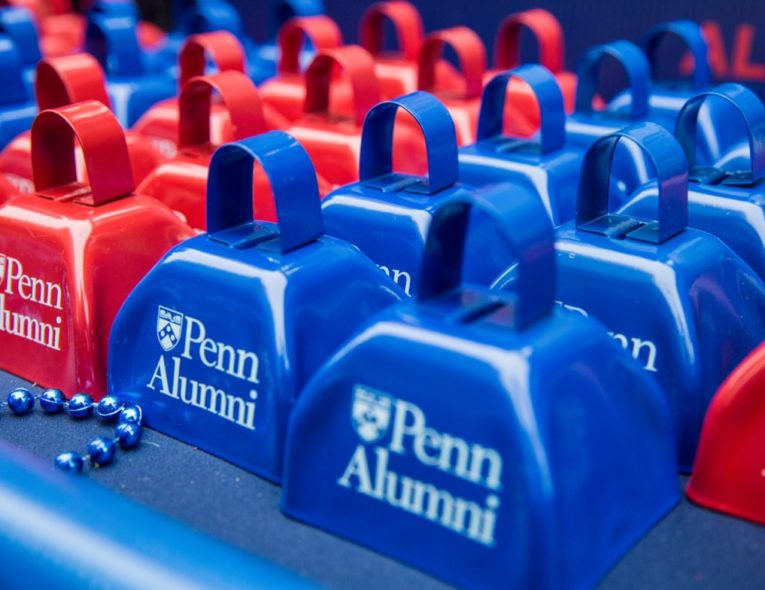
[675,83,765,181]
[0,7,40,66]
[88,0,140,18]
[477,64,565,153]
[190,0,244,36]
[86,13,144,77]
[577,122,688,243]
[271,0,326,37]
[575,40,650,120]
[207,131,324,254]
[0,34,27,105]
[417,190,555,329]
[360,91,458,194]
[642,20,711,92]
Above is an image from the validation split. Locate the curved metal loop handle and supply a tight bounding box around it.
[417,190,555,329]
[270,0,325,38]
[417,26,486,100]
[31,101,134,204]
[577,122,688,243]
[178,71,268,149]
[675,83,765,180]
[206,130,324,254]
[0,34,27,105]
[642,20,711,91]
[360,1,423,62]
[0,7,41,66]
[35,54,111,111]
[85,12,144,77]
[304,45,380,126]
[360,91,458,194]
[179,31,246,89]
[277,15,342,75]
[493,8,564,73]
[575,40,650,120]
[477,64,565,153]
[188,0,243,36]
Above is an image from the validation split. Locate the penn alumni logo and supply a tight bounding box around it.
[157,306,184,351]
[0,253,6,286]
[351,385,392,443]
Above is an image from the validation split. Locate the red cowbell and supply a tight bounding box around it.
[0,53,167,192]
[359,1,461,99]
[132,31,288,158]
[288,45,427,187]
[259,15,349,123]
[0,100,193,398]
[485,9,577,137]
[416,26,486,145]
[138,71,324,229]
[687,343,765,526]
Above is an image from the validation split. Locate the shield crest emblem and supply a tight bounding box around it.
[351,385,393,443]
[0,254,6,287]
[156,306,184,352]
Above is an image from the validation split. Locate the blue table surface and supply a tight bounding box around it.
[0,370,763,589]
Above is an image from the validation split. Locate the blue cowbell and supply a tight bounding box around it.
[620,83,765,280]
[608,20,712,131]
[108,131,403,483]
[322,90,537,296]
[0,34,35,149]
[85,11,177,126]
[0,7,41,94]
[538,122,765,472]
[459,64,583,225]
[282,187,678,590]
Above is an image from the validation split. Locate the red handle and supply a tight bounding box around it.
[278,15,342,75]
[178,71,268,149]
[304,45,380,126]
[32,101,134,205]
[179,31,246,89]
[360,1,423,62]
[494,8,565,73]
[418,26,486,100]
[35,54,111,111]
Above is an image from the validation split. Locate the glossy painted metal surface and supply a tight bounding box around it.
[620,83,765,280]
[485,9,577,136]
[0,101,193,398]
[0,441,317,590]
[286,45,386,187]
[259,15,346,124]
[544,123,765,472]
[85,10,176,126]
[283,187,678,590]
[137,71,301,229]
[459,64,583,226]
[110,131,403,482]
[132,31,289,159]
[0,34,36,150]
[0,53,167,193]
[687,342,765,526]
[0,7,42,93]
[416,26,486,145]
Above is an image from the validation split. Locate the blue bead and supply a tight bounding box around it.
[119,405,143,425]
[87,437,116,467]
[55,452,83,473]
[66,393,94,419]
[39,388,66,414]
[96,395,124,421]
[7,387,34,415]
[115,422,142,450]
